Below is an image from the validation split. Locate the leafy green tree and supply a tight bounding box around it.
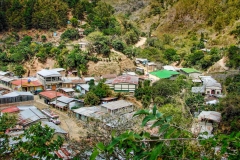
[0,11,7,31]
[13,65,26,77]
[41,35,47,42]
[112,40,125,52]
[152,79,179,104]
[13,122,64,159]
[227,45,240,68]
[70,17,78,27]
[164,48,177,62]
[61,28,80,40]
[185,94,204,113]
[84,91,100,105]
[0,113,17,157]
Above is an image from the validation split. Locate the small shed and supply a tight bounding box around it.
[101,100,134,115]
[42,121,67,138]
[39,91,67,104]
[73,106,105,121]
[50,96,84,110]
[76,84,90,95]
[0,92,34,104]
[180,68,201,78]
[58,88,75,97]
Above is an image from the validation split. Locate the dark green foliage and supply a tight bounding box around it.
[185,94,204,113]
[41,35,47,42]
[13,65,26,77]
[70,18,78,27]
[230,25,240,38]
[61,28,80,40]
[138,47,166,62]
[89,80,112,99]
[164,48,178,62]
[112,40,125,52]
[123,46,139,58]
[226,74,240,95]
[226,45,240,68]
[2,0,68,30]
[13,122,64,159]
[84,91,100,105]
[135,80,152,108]
[0,114,17,157]
[219,94,240,133]
[0,11,7,31]
[152,79,180,104]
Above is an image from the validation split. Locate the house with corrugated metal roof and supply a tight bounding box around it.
[0,91,34,104]
[111,75,139,92]
[58,88,75,97]
[11,79,43,92]
[50,96,84,110]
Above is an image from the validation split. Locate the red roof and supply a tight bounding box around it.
[112,75,139,85]
[55,147,72,159]
[11,79,42,87]
[1,106,19,113]
[39,91,67,100]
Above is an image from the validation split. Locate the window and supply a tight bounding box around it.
[207,91,210,94]
[217,91,220,94]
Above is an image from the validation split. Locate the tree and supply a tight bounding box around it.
[0,113,17,157]
[112,40,125,52]
[185,94,204,113]
[84,92,100,105]
[70,17,78,27]
[13,122,64,159]
[13,65,26,77]
[152,79,179,104]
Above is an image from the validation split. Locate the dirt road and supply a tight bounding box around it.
[134,37,147,48]
[34,98,86,141]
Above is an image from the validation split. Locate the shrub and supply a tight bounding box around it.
[61,28,80,40]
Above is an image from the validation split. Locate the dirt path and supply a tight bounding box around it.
[207,57,229,73]
[134,37,147,48]
[34,98,86,141]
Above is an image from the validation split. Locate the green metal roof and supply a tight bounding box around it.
[150,70,179,79]
[180,68,201,74]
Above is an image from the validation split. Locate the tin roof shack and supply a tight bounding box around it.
[42,121,67,138]
[18,108,48,127]
[50,96,84,110]
[0,91,34,104]
[58,88,75,97]
[62,77,86,88]
[147,62,157,72]
[73,106,106,121]
[37,69,62,90]
[112,75,138,92]
[101,100,134,115]
[39,91,67,104]
[0,76,15,88]
[0,71,12,76]
[11,79,43,92]
[180,68,202,79]
[76,84,90,95]
[198,111,221,139]
[162,65,177,71]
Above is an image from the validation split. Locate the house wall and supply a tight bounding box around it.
[37,74,62,90]
[205,88,222,95]
[113,83,136,92]
[101,105,134,115]
[189,73,202,79]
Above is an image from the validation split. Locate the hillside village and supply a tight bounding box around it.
[0,0,240,159]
